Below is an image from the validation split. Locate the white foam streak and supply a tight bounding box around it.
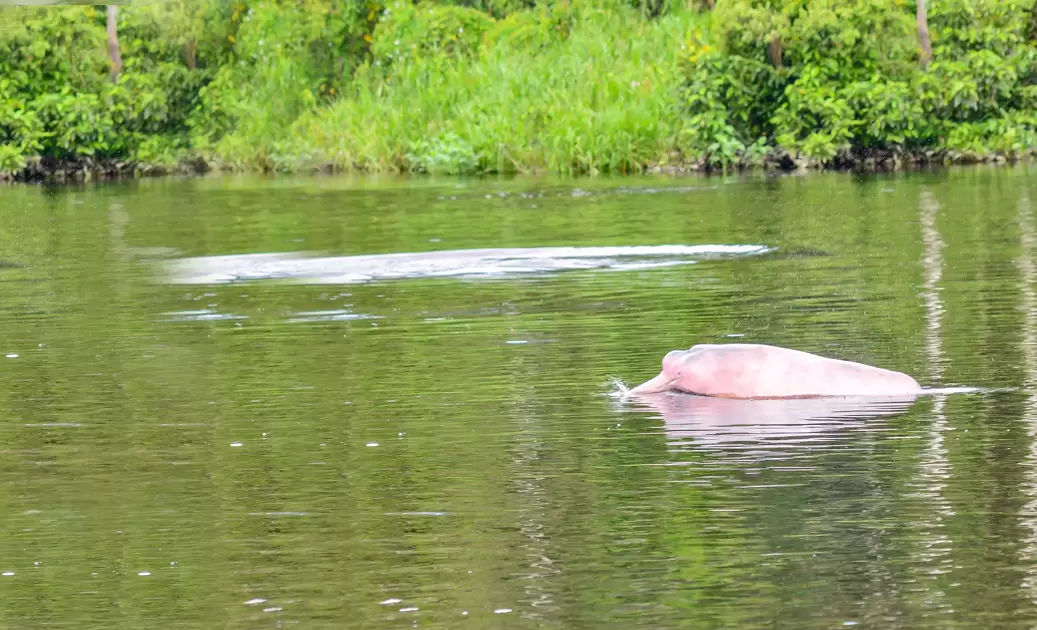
[162,244,773,285]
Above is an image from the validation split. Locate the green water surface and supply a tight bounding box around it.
[0,167,1034,628]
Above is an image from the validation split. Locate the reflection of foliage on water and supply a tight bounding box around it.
[0,172,1035,626]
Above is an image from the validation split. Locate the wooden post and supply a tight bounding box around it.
[183,39,197,70]
[107,6,123,81]
[767,36,783,68]
[916,0,932,70]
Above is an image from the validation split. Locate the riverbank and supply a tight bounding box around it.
[2,0,1035,182]
[3,145,1029,184]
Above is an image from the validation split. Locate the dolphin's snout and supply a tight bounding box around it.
[629,372,680,395]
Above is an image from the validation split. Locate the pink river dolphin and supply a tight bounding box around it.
[630,343,923,399]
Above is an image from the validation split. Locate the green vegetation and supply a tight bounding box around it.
[691,0,1037,168]
[287,2,702,175]
[1,0,1037,179]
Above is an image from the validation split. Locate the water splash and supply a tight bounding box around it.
[605,376,632,398]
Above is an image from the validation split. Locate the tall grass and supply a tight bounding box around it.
[272,3,710,175]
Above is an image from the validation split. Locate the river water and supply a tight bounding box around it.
[0,166,1035,628]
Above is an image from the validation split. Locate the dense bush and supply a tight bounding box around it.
[681,0,1037,167]
[371,1,496,64]
[482,2,574,50]
[0,0,377,175]
[2,0,1037,178]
